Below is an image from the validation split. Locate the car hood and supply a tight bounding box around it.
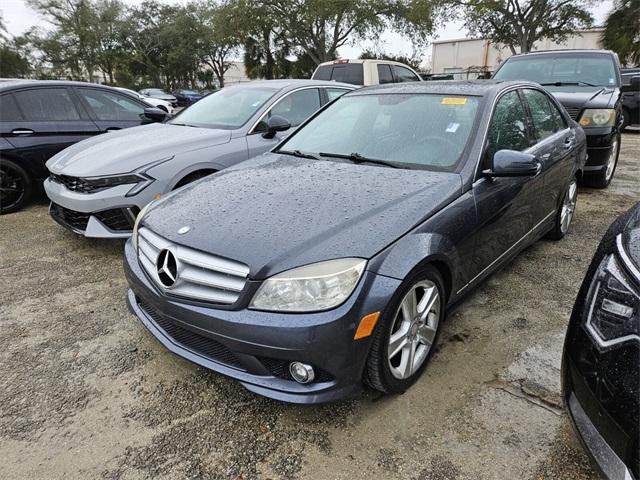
[547,87,615,109]
[621,202,640,275]
[46,123,231,177]
[142,154,463,278]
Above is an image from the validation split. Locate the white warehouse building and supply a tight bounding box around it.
[431,28,606,77]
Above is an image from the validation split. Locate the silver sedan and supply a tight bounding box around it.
[44,80,354,238]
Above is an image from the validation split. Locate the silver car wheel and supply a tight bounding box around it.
[387,280,440,380]
[560,179,578,234]
[605,137,618,181]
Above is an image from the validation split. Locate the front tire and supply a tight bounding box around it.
[364,266,445,394]
[547,178,578,240]
[583,133,620,189]
[0,158,32,214]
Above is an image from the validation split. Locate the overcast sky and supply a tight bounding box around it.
[1,0,614,63]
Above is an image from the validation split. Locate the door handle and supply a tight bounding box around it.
[563,136,574,149]
[11,128,34,135]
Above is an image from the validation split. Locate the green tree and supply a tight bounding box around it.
[461,0,595,54]
[0,13,32,78]
[602,0,640,66]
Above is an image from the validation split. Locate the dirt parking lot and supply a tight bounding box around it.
[1,132,638,480]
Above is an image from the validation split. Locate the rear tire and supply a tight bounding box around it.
[583,133,620,189]
[621,108,630,132]
[364,265,445,394]
[547,178,578,240]
[0,158,32,214]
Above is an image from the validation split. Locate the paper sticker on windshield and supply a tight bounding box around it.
[442,97,467,105]
[446,122,460,133]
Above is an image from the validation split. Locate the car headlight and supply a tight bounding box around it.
[131,201,155,250]
[585,254,639,346]
[579,109,616,128]
[250,258,367,312]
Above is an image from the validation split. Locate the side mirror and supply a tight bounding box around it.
[143,107,170,123]
[483,149,541,177]
[262,115,291,139]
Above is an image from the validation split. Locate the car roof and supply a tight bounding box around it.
[348,79,534,96]
[505,49,616,58]
[232,79,355,90]
[0,78,123,92]
[317,59,416,68]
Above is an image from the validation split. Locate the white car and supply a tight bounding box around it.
[115,87,174,114]
[311,59,422,86]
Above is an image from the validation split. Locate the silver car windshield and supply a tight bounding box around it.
[169,86,278,130]
[281,93,480,170]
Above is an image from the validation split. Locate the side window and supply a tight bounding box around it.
[392,65,420,83]
[330,64,364,85]
[377,64,394,84]
[523,89,557,143]
[312,65,332,81]
[0,94,23,121]
[325,88,350,102]
[484,90,529,168]
[13,88,80,121]
[77,88,144,121]
[547,97,567,132]
[267,89,321,127]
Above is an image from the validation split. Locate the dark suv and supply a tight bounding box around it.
[0,80,163,214]
[621,68,640,130]
[493,50,624,188]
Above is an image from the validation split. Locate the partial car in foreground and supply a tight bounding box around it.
[493,49,623,188]
[563,202,639,480]
[124,80,586,403]
[0,80,165,214]
[44,80,354,237]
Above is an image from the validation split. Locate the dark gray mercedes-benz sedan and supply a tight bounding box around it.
[124,80,587,403]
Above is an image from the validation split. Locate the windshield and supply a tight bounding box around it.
[494,53,619,88]
[169,85,277,129]
[280,93,480,170]
[181,90,199,95]
[148,89,168,95]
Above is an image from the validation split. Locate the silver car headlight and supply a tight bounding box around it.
[250,258,366,312]
[579,108,616,128]
[131,201,155,250]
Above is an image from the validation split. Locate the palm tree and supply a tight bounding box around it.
[601,0,640,66]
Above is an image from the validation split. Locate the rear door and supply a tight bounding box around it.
[470,89,540,280]
[3,86,99,178]
[246,87,322,158]
[74,87,147,132]
[522,88,575,219]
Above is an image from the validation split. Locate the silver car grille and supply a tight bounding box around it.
[137,227,249,305]
[564,107,581,120]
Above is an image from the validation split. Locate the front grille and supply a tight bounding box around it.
[95,208,136,231]
[258,357,334,383]
[137,227,249,305]
[51,174,98,193]
[50,202,90,231]
[138,299,244,369]
[565,107,581,120]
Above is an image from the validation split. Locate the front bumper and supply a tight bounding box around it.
[44,177,159,238]
[123,239,401,404]
[584,128,618,172]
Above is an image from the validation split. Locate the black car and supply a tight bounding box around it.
[621,68,640,130]
[173,89,203,107]
[493,49,624,189]
[0,80,166,214]
[563,202,639,480]
[124,80,586,404]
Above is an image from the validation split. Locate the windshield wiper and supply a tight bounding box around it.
[318,152,400,169]
[540,81,599,87]
[277,149,320,160]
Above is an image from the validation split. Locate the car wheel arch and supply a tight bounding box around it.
[172,168,218,190]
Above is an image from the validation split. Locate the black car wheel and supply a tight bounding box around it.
[621,108,630,131]
[584,133,620,189]
[547,178,578,240]
[0,158,32,214]
[364,265,445,394]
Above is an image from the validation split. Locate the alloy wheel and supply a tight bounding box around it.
[0,163,25,211]
[605,138,618,182]
[560,179,578,234]
[387,280,441,380]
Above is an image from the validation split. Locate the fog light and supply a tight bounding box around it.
[289,362,315,384]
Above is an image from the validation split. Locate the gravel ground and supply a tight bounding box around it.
[1,132,638,480]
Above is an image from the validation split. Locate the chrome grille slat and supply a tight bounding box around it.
[137,227,249,305]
